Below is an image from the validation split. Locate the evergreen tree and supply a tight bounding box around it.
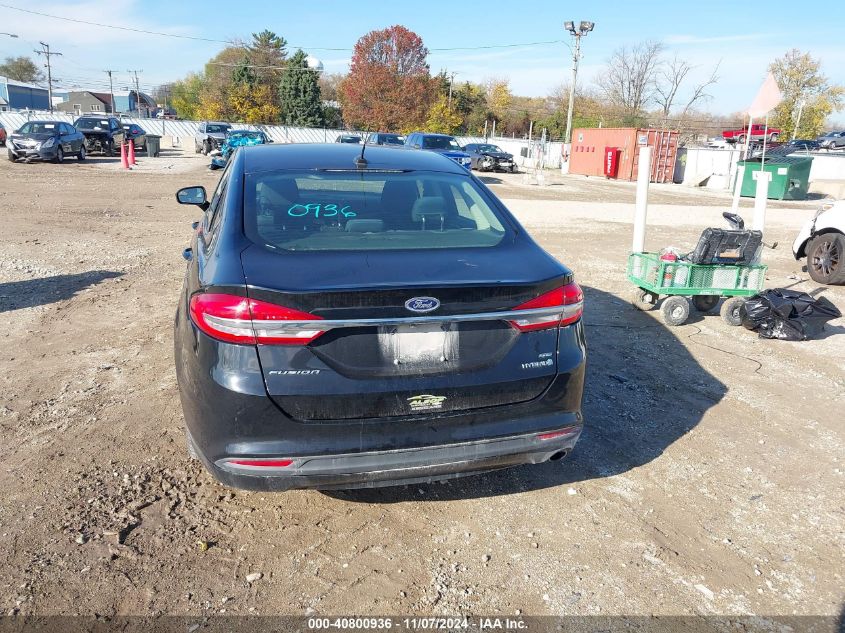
[280,50,324,126]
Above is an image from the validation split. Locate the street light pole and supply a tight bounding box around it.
[563,20,594,146]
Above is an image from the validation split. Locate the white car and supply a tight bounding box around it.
[792,200,845,284]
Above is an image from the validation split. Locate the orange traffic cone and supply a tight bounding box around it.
[128,140,136,166]
[120,142,129,169]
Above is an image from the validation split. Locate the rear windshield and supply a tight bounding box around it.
[244,171,509,252]
[75,119,111,129]
[422,136,461,150]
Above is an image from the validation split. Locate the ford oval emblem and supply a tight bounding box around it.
[405,296,440,313]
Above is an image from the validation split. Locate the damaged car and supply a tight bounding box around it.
[793,200,845,285]
[174,143,586,491]
[209,129,271,170]
[463,143,517,172]
[7,121,86,163]
[73,116,125,156]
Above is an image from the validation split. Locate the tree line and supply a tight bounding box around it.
[2,25,841,141]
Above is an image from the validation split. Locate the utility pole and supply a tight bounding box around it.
[562,21,595,145]
[127,69,143,116]
[34,41,62,112]
[104,70,117,114]
[447,71,457,110]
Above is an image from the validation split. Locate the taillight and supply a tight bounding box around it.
[189,293,324,345]
[509,282,583,332]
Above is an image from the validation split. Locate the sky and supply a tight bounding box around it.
[1,0,844,116]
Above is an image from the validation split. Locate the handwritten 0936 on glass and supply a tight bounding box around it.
[287,203,358,218]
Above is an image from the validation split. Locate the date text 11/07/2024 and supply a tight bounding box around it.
[306,617,528,630]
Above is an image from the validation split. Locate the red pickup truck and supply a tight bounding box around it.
[722,123,781,143]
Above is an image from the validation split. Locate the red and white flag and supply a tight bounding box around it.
[747,72,783,117]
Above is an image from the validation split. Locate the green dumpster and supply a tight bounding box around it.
[146,135,162,158]
[737,155,813,200]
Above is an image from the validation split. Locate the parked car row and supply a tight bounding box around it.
[6,115,150,163]
[331,131,518,173]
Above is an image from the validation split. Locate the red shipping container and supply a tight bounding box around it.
[569,128,679,183]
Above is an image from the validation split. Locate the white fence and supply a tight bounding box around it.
[0,110,564,168]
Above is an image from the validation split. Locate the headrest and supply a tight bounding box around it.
[412,197,446,222]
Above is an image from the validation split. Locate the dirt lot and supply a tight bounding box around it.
[0,148,843,622]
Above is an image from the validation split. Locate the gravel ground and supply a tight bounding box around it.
[0,149,843,623]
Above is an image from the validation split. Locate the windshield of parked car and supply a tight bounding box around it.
[17,122,59,135]
[74,119,110,130]
[422,136,461,150]
[206,124,230,134]
[476,144,504,153]
[244,170,509,252]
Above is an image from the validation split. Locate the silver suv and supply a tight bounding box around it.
[194,122,232,155]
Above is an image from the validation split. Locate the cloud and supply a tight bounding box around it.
[0,0,202,47]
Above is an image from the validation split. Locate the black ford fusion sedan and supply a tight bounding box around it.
[174,143,586,491]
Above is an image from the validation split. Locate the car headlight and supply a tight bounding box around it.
[41,137,55,148]
[461,157,471,165]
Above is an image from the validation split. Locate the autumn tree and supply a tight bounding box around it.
[452,82,488,134]
[425,95,462,134]
[169,73,204,119]
[486,78,512,121]
[0,56,44,83]
[280,50,324,126]
[769,49,844,139]
[340,25,436,131]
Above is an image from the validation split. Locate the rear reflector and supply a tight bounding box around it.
[189,293,324,345]
[227,459,293,468]
[509,282,584,332]
[538,430,574,441]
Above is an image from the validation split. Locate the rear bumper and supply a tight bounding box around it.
[193,424,582,491]
[175,303,587,492]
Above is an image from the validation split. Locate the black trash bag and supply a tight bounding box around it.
[740,289,841,341]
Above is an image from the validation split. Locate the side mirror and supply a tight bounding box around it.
[176,186,208,208]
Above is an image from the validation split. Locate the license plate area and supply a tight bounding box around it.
[378,323,458,368]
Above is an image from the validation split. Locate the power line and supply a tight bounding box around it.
[0,3,566,52]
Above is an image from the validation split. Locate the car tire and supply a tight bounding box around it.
[720,297,746,326]
[806,233,845,285]
[770,133,779,142]
[8,149,16,162]
[54,146,64,164]
[737,134,746,144]
[77,145,86,161]
[106,142,115,157]
[194,142,201,154]
[202,140,210,155]
[631,287,657,311]
[661,296,690,326]
[692,295,719,312]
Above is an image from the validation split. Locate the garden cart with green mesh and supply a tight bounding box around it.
[627,252,767,327]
